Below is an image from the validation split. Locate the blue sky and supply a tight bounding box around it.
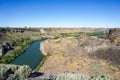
[0,0,120,28]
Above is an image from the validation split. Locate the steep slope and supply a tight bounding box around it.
[39,33,120,79]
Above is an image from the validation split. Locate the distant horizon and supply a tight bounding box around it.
[0,26,119,28]
[0,0,120,28]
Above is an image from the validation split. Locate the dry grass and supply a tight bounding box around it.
[114,37,120,45]
[39,35,120,79]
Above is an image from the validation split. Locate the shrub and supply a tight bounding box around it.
[0,56,11,63]
[54,39,61,44]
[11,65,19,72]
[56,73,112,80]
[56,73,89,80]
[0,65,32,80]
[14,65,32,80]
[0,66,8,79]
[114,37,120,46]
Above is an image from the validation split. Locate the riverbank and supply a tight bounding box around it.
[0,40,34,64]
[10,39,46,70]
[33,55,47,72]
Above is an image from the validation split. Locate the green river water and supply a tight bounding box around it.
[10,40,44,69]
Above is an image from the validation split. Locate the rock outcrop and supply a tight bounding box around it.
[39,32,120,79]
[107,28,120,46]
[40,38,78,56]
[78,34,112,53]
[1,42,12,55]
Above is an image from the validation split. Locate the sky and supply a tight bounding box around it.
[0,0,120,28]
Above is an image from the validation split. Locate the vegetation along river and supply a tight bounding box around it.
[10,40,44,69]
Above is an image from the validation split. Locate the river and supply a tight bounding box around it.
[10,40,44,69]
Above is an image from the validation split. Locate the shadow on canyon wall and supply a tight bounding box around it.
[88,48,120,69]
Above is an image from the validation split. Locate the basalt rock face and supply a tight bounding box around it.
[78,34,112,54]
[107,28,120,46]
[89,48,120,68]
[107,28,120,38]
[0,42,13,56]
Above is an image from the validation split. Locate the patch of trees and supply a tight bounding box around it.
[87,31,106,38]
[8,36,30,45]
[0,27,26,33]
[54,32,81,39]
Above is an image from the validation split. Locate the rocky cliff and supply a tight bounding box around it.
[39,32,120,79]
[40,34,114,56]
